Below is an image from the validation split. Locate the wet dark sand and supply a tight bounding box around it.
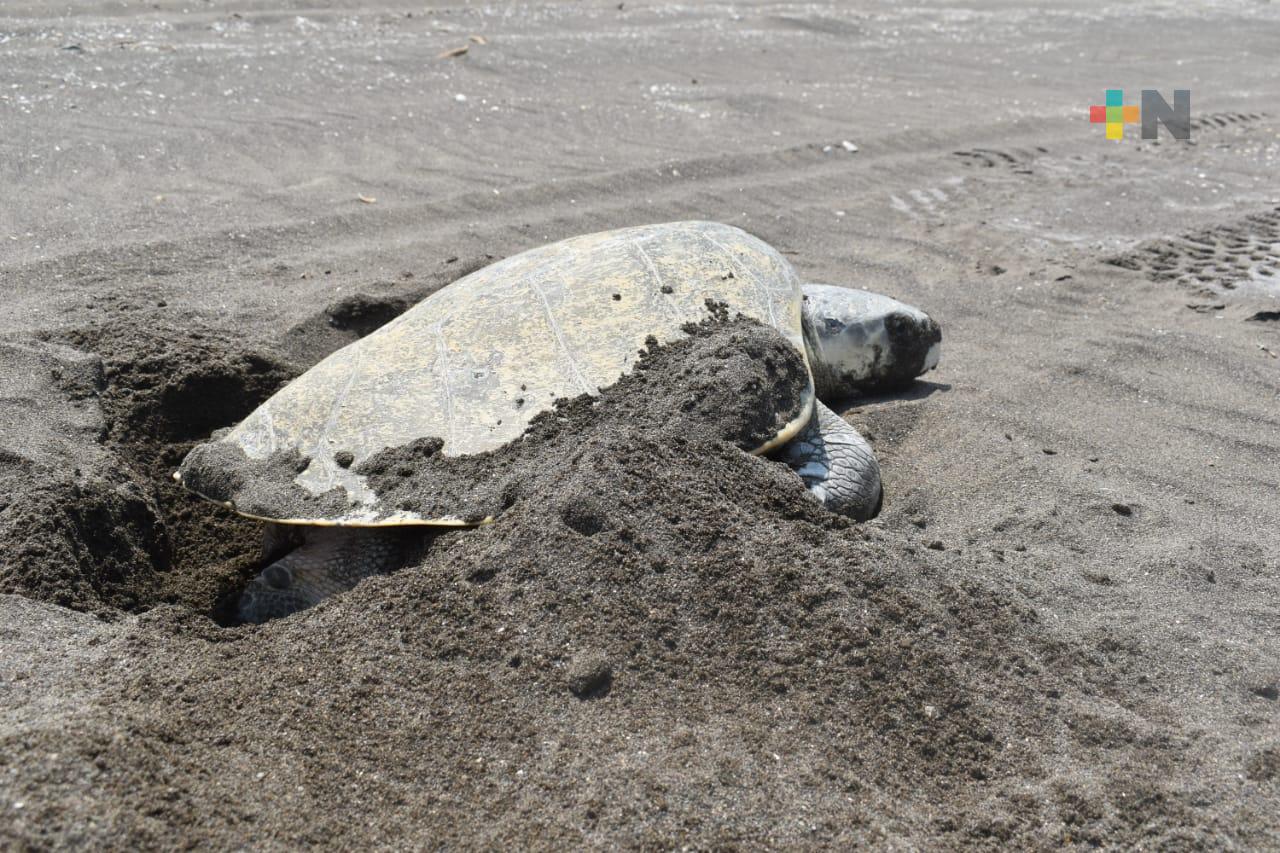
[2,1,1278,847]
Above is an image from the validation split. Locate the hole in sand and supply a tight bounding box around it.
[12,319,299,621]
[561,502,609,537]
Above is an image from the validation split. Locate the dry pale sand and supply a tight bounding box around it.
[2,0,1279,848]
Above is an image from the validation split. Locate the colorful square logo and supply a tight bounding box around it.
[1091,90,1141,140]
[1091,89,1191,140]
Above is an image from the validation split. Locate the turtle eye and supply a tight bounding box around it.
[263,564,292,590]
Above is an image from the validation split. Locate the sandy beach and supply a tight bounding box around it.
[2,0,1278,847]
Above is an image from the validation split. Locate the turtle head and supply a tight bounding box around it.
[800,284,941,401]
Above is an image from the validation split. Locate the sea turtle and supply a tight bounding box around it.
[178,221,940,622]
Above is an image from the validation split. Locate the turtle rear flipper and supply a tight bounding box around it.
[238,528,411,624]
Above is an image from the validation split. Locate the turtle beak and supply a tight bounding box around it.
[881,309,942,384]
[801,284,942,398]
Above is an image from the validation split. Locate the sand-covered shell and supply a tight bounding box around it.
[178,221,813,525]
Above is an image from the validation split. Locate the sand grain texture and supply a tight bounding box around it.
[2,0,1279,848]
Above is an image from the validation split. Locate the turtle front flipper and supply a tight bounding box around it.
[237,527,412,624]
[778,401,882,521]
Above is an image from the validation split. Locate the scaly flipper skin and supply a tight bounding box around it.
[778,401,883,521]
[237,528,410,624]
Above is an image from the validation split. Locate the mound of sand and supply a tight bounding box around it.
[4,316,1252,848]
